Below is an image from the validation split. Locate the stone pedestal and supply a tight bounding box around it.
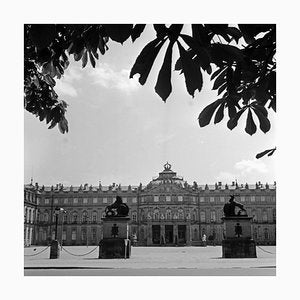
[98,217,131,259]
[221,216,257,258]
[49,240,60,259]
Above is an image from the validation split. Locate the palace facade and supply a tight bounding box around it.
[24,163,276,246]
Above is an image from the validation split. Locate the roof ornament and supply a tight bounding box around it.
[164,162,172,171]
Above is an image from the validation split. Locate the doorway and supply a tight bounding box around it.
[165,225,173,244]
[178,225,186,244]
[152,225,160,244]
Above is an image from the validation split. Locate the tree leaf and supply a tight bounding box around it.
[245,108,257,135]
[191,24,210,46]
[217,83,227,96]
[256,148,276,159]
[252,106,271,133]
[211,66,227,81]
[213,69,227,90]
[180,34,211,72]
[130,38,166,85]
[198,99,222,127]
[88,50,96,68]
[131,24,146,42]
[214,101,225,124]
[177,42,203,97]
[104,24,133,44]
[82,50,88,68]
[29,24,56,49]
[227,108,245,130]
[155,41,173,101]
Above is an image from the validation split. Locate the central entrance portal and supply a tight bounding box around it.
[165,225,173,244]
[152,225,160,244]
[178,225,186,244]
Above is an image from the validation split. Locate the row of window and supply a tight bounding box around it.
[42,194,276,205]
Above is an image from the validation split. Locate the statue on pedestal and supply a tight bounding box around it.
[105,196,129,217]
[223,195,247,217]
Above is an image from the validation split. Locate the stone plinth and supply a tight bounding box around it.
[221,216,257,258]
[99,217,131,259]
[49,240,60,259]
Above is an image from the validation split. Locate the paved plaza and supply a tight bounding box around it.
[24,245,276,276]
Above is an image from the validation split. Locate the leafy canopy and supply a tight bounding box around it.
[24,24,276,156]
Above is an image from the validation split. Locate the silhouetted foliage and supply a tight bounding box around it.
[24,24,276,143]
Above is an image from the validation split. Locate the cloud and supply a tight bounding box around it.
[235,159,268,174]
[216,171,237,182]
[89,63,140,93]
[54,64,82,97]
[55,80,78,97]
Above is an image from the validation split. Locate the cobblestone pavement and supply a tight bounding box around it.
[24,245,276,276]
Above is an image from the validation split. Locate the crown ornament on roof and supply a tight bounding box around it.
[164,162,172,171]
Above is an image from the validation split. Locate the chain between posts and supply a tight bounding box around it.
[61,246,99,256]
[24,245,50,256]
[256,245,276,255]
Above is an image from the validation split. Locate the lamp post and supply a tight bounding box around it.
[50,207,64,259]
[60,209,67,251]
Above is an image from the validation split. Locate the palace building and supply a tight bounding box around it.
[24,163,276,246]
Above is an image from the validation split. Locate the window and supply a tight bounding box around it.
[64,198,68,204]
[72,212,78,224]
[154,196,159,202]
[71,229,76,241]
[92,228,97,241]
[264,228,269,240]
[200,197,204,202]
[262,210,268,222]
[132,197,137,203]
[54,198,58,204]
[250,196,255,202]
[132,212,137,222]
[81,228,87,241]
[261,196,265,201]
[166,210,172,220]
[252,210,257,222]
[93,198,98,204]
[240,196,245,202]
[272,209,276,222]
[122,197,127,203]
[178,196,183,202]
[200,211,206,222]
[154,209,160,220]
[178,209,184,219]
[83,198,88,204]
[210,211,216,222]
[166,196,171,202]
[210,197,214,202]
[92,211,97,223]
[220,197,225,202]
[103,198,107,204]
[73,198,78,204]
[82,211,88,223]
[62,230,66,241]
[45,198,50,204]
[63,214,68,224]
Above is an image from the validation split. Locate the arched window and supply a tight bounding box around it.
[264,228,269,240]
[192,210,197,221]
[253,227,258,240]
[262,210,268,223]
[72,212,78,224]
[92,211,97,223]
[82,211,88,223]
[210,211,216,222]
[132,211,137,222]
[200,211,206,223]
[193,228,198,241]
[81,228,87,241]
[63,213,68,224]
[166,209,172,220]
[44,212,49,222]
[178,208,184,219]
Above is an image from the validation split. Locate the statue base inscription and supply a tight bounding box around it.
[221,216,257,258]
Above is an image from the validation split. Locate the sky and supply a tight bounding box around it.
[24,25,277,187]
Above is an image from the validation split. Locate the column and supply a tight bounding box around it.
[173,224,178,244]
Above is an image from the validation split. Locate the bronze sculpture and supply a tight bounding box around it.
[223,195,247,217]
[105,196,129,217]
